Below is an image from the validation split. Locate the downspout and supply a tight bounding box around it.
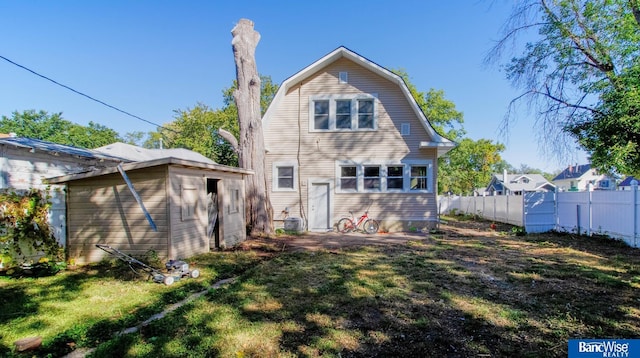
[297,83,308,227]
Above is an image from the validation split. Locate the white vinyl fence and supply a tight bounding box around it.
[439,186,640,248]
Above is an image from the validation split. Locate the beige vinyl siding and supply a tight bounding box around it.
[218,178,246,246]
[167,167,207,260]
[265,57,439,231]
[66,166,169,264]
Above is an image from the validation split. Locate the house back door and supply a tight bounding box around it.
[309,182,330,231]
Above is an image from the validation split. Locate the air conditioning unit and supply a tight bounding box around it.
[284,217,303,232]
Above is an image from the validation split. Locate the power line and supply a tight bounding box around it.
[0,54,177,133]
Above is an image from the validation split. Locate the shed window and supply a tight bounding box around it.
[229,189,240,214]
[181,186,198,221]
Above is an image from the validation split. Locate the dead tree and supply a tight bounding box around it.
[231,18,273,236]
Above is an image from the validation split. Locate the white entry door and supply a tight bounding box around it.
[309,182,331,231]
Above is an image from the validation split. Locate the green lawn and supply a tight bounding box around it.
[2,218,639,357]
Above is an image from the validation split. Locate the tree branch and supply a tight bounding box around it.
[217,128,239,153]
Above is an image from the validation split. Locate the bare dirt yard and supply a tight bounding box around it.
[242,218,516,253]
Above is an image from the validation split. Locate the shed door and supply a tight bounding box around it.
[309,182,330,231]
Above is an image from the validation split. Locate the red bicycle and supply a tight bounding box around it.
[337,210,379,234]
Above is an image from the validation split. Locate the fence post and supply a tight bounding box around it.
[587,183,593,237]
[555,190,559,232]
[522,193,527,231]
[493,191,498,221]
[577,205,581,236]
[633,180,638,247]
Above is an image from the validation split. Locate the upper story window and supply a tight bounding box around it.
[309,94,378,132]
[336,100,352,129]
[314,101,330,130]
[358,99,374,129]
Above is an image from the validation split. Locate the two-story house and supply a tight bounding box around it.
[486,171,555,195]
[552,164,615,191]
[262,47,455,232]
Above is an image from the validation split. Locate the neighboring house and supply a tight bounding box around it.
[552,164,615,191]
[47,158,252,264]
[0,135,124,249]
[486,171,555,195]
[0,135,123,190]
[618,176,638,190]
[262,46,455,232]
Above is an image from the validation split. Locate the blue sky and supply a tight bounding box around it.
[0,0,586,172]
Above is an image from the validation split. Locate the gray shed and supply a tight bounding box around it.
[48,157,252,264]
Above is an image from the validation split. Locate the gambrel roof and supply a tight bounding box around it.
[262,46,456,156]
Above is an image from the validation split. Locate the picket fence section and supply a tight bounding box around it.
[439,187,640,248]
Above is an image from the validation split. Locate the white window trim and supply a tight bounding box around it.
[272,161,298,192]
[335,160,433,193]
[309,94,379,132]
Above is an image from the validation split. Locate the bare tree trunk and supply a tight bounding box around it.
[231,19,273,236]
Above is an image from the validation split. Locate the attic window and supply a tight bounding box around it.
[339,71,348,84]
[401,123,410,136]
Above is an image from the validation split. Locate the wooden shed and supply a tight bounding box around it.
[47,157,252,264]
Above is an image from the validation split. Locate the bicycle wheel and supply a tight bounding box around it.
[337,218,355,233]
[363,219,379,234]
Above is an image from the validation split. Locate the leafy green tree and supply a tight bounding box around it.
[394,70,506,194]
[153,75,278,166]
[487,0,640,175]
[394,69,465,141]
[158,103,239,166]
[0,110,122,148]
[568,61,640,176]
[439,138,505,195]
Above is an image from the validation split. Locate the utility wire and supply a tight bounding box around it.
[0,54,178,133]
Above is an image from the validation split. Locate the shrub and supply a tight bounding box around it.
[0,188,63,268]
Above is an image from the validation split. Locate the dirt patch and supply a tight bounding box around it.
[240,218,514,254]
